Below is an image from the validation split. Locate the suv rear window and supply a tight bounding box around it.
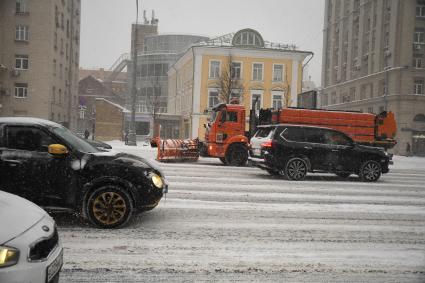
[255,127,274,138]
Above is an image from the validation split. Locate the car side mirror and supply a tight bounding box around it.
[48,144,69,156]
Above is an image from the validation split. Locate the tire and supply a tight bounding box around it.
[225,144,248,166]
[284,158,308,181]
[359,160,382,182]
[85,184,134,229]
[336,172,350,179]
[219,157,228,165]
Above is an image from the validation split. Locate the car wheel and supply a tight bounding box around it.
[225,144,248,166]
[284,158,308,181]
[359,160,382,182]
[336,172,350,179]
[85,184,134,228]
[219,157,228,165]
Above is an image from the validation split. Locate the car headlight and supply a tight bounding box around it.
[150,173,163,189]
[0,246,19,268]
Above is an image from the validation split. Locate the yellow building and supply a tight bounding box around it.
[168,29,313,139]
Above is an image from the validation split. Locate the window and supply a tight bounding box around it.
[208,90,219,108]
[53,59,56,76]
[209,61,220,79]
[222,111,238,122]
[14,83,28,98]
[417,4,425,17]
[59,64,63,78]
[230,90,241,103]
[15,55,29,70]
[52,86,56,103]
[6,126,56,152]
[15,25,29,41]
[16,0,28,14]
[368,106,374,113]
[280,127,305,142]
[414,79,424,94]
[304,128,326,144]
[252,63,263,81]
[272,93,283,110]
[251,90,263,112]
[54,32,57,49]
[231,62,241,79]
[323,130,352,146]
[273,64,284,82]
[414,58,422,68]
[60,38,64,54]
[79,105,86,119]
[414,31,424,44]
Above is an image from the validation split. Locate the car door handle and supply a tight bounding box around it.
[331,149,339,152]
[304,146,312,150]
[4,159,22,167]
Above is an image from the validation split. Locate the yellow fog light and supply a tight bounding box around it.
[0,246,19,268]
[151,173,163,189]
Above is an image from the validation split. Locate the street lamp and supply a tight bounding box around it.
[127,0,139,146]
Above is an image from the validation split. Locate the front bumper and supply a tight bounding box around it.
[0,216,63,283]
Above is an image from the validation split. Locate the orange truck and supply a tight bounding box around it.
[155,103,397,166]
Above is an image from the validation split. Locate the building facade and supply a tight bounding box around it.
[168,29,312,139]
[77,75,125,137]
[321,0,425,155]
[126,16,208,139]
[0,0,81,130]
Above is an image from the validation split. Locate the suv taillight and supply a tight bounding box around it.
[261,140,272,148]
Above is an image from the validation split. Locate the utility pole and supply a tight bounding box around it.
[127,0,139,146]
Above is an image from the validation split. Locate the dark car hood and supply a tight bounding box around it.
[82,150,164,175]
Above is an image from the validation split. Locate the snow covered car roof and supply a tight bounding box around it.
[0,117,61,128]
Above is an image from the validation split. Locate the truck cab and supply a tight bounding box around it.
[203,104,249,165]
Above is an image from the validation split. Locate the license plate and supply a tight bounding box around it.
[47,248,63,282]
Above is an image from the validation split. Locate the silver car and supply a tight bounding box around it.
[0,191,63,283]
[249,125,276,158]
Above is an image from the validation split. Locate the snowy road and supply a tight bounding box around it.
[59,144,425,282]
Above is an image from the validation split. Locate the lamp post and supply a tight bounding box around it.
[127,0,139,146]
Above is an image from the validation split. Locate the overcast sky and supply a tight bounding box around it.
[80,0,325,86]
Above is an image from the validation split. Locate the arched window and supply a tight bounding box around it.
[232,29,264,48]
[414,114,425,122]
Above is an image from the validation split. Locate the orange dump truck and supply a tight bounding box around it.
[153,103,397,166]
[261,107,397,148]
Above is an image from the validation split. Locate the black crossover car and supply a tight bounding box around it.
[0,117,167,228]
[252,124,390,182]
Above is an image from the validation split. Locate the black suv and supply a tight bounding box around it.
[254,124,390,182]
[0,117,168,228]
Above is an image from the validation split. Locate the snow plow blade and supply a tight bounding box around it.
[156,138,200,162]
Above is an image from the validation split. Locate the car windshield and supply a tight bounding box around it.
[52,126,99,153]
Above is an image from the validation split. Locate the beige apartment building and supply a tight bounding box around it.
[321,0,425,155]
[0,0,81,130]
[168,29,312,139]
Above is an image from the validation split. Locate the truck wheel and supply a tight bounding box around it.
[85,184,134,229]
[219,157,228,165]
[225,144,248,166]
[359,160,381,182]
[284,158,307,181]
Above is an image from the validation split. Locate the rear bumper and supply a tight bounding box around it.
[249,157,273,171]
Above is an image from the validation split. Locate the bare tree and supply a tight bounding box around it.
[218,55,245,104]
[146,76,164,137]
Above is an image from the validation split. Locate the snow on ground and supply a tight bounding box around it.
[59,141,425,282]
